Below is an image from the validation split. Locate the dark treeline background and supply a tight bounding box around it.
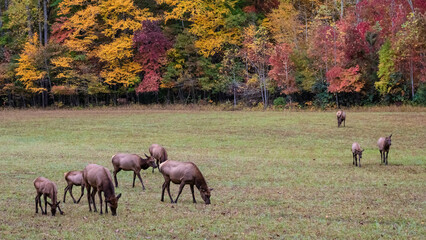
[0,0,425,108]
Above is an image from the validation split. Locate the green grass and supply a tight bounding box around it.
[0,109,425,239]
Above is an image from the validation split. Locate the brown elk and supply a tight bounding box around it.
[352,142,364,167]
[149,144,168,173]
[378,134,392,165]
[63,171,85,203]
[111,153,157,190]
[336,110,346,127]
[159,160,212,204]
[33,177,64,216]
[83,164,122,216]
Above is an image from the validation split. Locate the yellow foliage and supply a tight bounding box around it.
[165,0,241,57]
[51,57,73,68]
[266,2,300,45]
[101,62,141,86]
[15,34,46,93]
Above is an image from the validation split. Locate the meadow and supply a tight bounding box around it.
[0,108,425,239]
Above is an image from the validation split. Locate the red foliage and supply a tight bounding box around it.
[243,5,256,13]
[327,65,363,93]
[133,20,172,93]
[269,43,298,95]
[50,17,74,44]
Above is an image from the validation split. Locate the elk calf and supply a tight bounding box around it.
[63,171,85,203]
[160,160,212,204]
[378,134,392,165]
[83,164,122,216]
[336,110,346,127]
[111,153,157,190]
[351,142,364,167]
[149,144,168,173]
[33,177,64,216]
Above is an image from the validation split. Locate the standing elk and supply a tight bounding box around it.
[378,134,392,165]
[33,177,64,216]
[352,142,364,167]
[336,110,346,127]
[159,160,212,204]
[83,164,122,216]
[149,144,168,173]
[63,171,85,203]
[111,153,157,190]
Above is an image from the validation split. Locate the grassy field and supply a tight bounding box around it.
[0,108,425,239]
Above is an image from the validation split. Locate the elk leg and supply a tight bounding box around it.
[35,193,42,213]
[174,182,186,204]
[166,181,174,203]
[69,185,77,203]
[190,184,197,203]
[105,199,108,214]
[136,172,145,191]
[91,188,97,212]
[113,168,121,187]
[63,185,69,203]
[133,172,136,188]
[57,204,64,215]
[359,156,361,167]
[353,153,355,165]
[385,151,389,165]
[43,194,48,215]
[86,185,92,212]
[380,150,383,164]
[98,190,103,215]
[76,185,84,203]
[161,182,166,202]
[156,159,160,172]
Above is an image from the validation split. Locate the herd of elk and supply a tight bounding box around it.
[336,110,394,167]
[32,112,395,217]
[34,143,212,217]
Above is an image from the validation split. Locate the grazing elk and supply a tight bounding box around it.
[63,171,85,204]
[83,164,122,216]
[336,110,346,127]
[159,160,212,204]
[352,142,364,167]
[111,153,157,190]
[149,144,168,173]
[378,134,392,165]
[33,177,64,216]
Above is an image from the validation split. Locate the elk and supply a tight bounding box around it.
[336,110,346,127]
[159,160,212,204]
[378,134,392,165]
[83,164,122,216]
[352,142,364,167]
[63,171,85,203]
[33,177,64,216]
[111,153,157,190]
[149,144,168,173]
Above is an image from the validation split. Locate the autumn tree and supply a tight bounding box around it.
[133,20,172,93]
[164,0,242,57]
[241,24,272,108]
[269,43,298,99]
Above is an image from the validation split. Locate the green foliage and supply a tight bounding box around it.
[273,96,286,107]
[376,40,396,96]
[413,83,426,106]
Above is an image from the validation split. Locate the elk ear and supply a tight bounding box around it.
[209,188,214,191]
[389,134,392,138]
[47,202,52,206]
[57,201,61,205]
[144,153,149,158]
[116,193,122,200]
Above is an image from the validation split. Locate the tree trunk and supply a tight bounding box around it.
[336,93,339,108]
[38,0,43,45]
[26,6,33,38]
[340,0,344,19]
[43,0,48,46]
[410,58,414,99]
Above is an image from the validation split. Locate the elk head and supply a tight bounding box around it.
[106,193,122,216]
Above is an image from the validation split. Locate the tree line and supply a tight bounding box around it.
[0,0,425,108]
